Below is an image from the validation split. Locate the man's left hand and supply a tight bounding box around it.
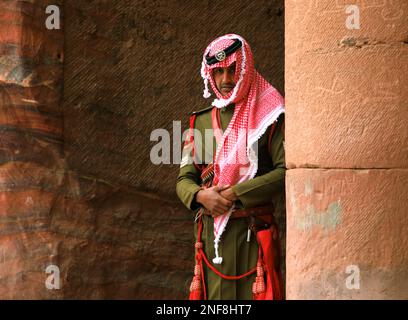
[211,187,238,218]
[219,187,238,202]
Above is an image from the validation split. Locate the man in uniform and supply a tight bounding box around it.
[176,34,285,300]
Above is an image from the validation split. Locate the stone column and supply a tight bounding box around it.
[285,1,408,299]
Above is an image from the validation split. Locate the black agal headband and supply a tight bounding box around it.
[205,39,242,65]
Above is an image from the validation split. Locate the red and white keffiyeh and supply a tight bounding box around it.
[200,34,285,264]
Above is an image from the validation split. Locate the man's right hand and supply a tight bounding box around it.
[196,185,233,216]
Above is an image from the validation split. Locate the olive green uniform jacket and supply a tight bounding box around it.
[176,103,285,300]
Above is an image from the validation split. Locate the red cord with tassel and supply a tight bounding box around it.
[189,217,283,300]
[189,219,207,300]
[252,247,266,299]
[253,225,283,300]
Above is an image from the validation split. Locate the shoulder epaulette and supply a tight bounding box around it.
[190,105,213,116]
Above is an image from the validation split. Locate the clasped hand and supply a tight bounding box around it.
[196,185,238,218]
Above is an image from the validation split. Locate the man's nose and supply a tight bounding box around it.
[222,70,232,83]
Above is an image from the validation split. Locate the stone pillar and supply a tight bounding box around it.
[285,1,408,299]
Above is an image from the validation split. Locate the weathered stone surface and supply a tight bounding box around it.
[285,0,408,169]
[286,168,408,299]
[285,1,408,299]
[0,167,195,299]
[0,0,65,300]
[286,1,408,54]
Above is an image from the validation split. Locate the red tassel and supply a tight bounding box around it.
[189,264,202,300]
[256,226,283,300]
[252,262,266,300]
[189,241,205,300]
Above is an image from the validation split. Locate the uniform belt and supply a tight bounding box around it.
[230,204,274,219]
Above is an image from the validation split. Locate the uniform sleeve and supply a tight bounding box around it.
[176,123,203,211]
[231,114,286,208]
[176,164,202,211]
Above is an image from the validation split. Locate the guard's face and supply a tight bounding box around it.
[212,62,236,96]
